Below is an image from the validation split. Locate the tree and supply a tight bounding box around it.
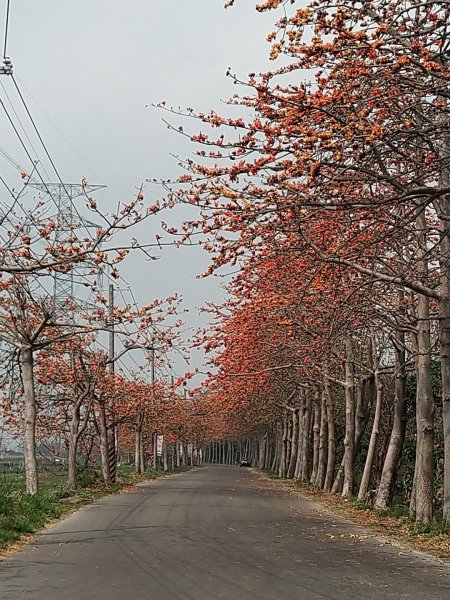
[158,0,450,524]
[0,177,179,493]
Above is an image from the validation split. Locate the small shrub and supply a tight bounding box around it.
[77,467,99,488]
[380,505,410,519]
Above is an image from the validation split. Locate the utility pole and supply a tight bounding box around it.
[108,283,117,483]
[150,346,158,470]
[109,284,115,376]
[1,0,13,77]
[151,346,155,386]
[0,56,12,75]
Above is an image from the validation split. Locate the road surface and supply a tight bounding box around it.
[0,466,449,599]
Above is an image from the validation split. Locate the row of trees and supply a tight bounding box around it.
[3,335,208,489]
[160,0,450,526]
[5,1,450,530]
[0,177,199,492]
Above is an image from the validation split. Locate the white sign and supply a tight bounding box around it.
[156,435,164,456]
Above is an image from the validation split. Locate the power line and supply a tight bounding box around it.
[0,171,16,202]
[5,78,102,276]
[0,80,101,242]
[11,75,89,223]
[0,85,108,322]
[0,144,28,173]
[14,75,105,183]
[3,75,106,310]
[0,4,101,239]
[0,80,53,181]
[0,95,61,213]
[0,95,38,170]
[3,0,10,59]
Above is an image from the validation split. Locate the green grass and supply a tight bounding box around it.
[0,484,66,547]
[0,464,196,551]
[411,516,450,536]
[379,505,410,519]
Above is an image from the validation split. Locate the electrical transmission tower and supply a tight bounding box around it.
[1,5,106,315]
[29,182,106,315]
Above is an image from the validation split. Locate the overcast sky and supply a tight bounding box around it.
[0,0,278,383]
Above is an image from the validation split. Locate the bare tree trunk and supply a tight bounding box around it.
[245,438,251,462]
[287,409,299,479]
[438,208,450,524]
[20,347,38,495]
[440,271,450,524]
[98,400,111,483]
[134,425,141,474]
[139,428,145,473]
[68,405,81,488]
[271,423,281,472]
[176,442,181,468]
[150,432,157,470]
[163,443,168,471]
[324,377,336,492]
[315,389,328,489]
[410,209,434,524]
[285,415,293,475]
[301,390,313,482]
[375,323,407,510]
[310,390,321,484]
[436,99,450,525]
[358,334,383,501]
[356,377,373,453]
[135,409,144,474]
[410,323,420,517]
[265,431,273,470]
[342,338,355,497]
[332,373,373,494]
[278,413,288,478]
[412,293,434,523]
[258,432,267,469]
[294,391,305,479]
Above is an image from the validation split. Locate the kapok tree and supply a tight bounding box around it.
[0,269,180,494]
[35,338,109,488]
[157,0,449,523]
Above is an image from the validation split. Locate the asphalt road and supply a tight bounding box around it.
[0,466,449,600]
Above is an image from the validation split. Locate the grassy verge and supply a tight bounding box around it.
[0,465,195,553]
[262,471,450,561]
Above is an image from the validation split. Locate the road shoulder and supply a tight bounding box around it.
[256,469,450,565]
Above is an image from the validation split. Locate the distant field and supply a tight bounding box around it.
[0,459,24,470]
[0,467,69,492]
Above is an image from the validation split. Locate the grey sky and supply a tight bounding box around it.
[1,0,276,382]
